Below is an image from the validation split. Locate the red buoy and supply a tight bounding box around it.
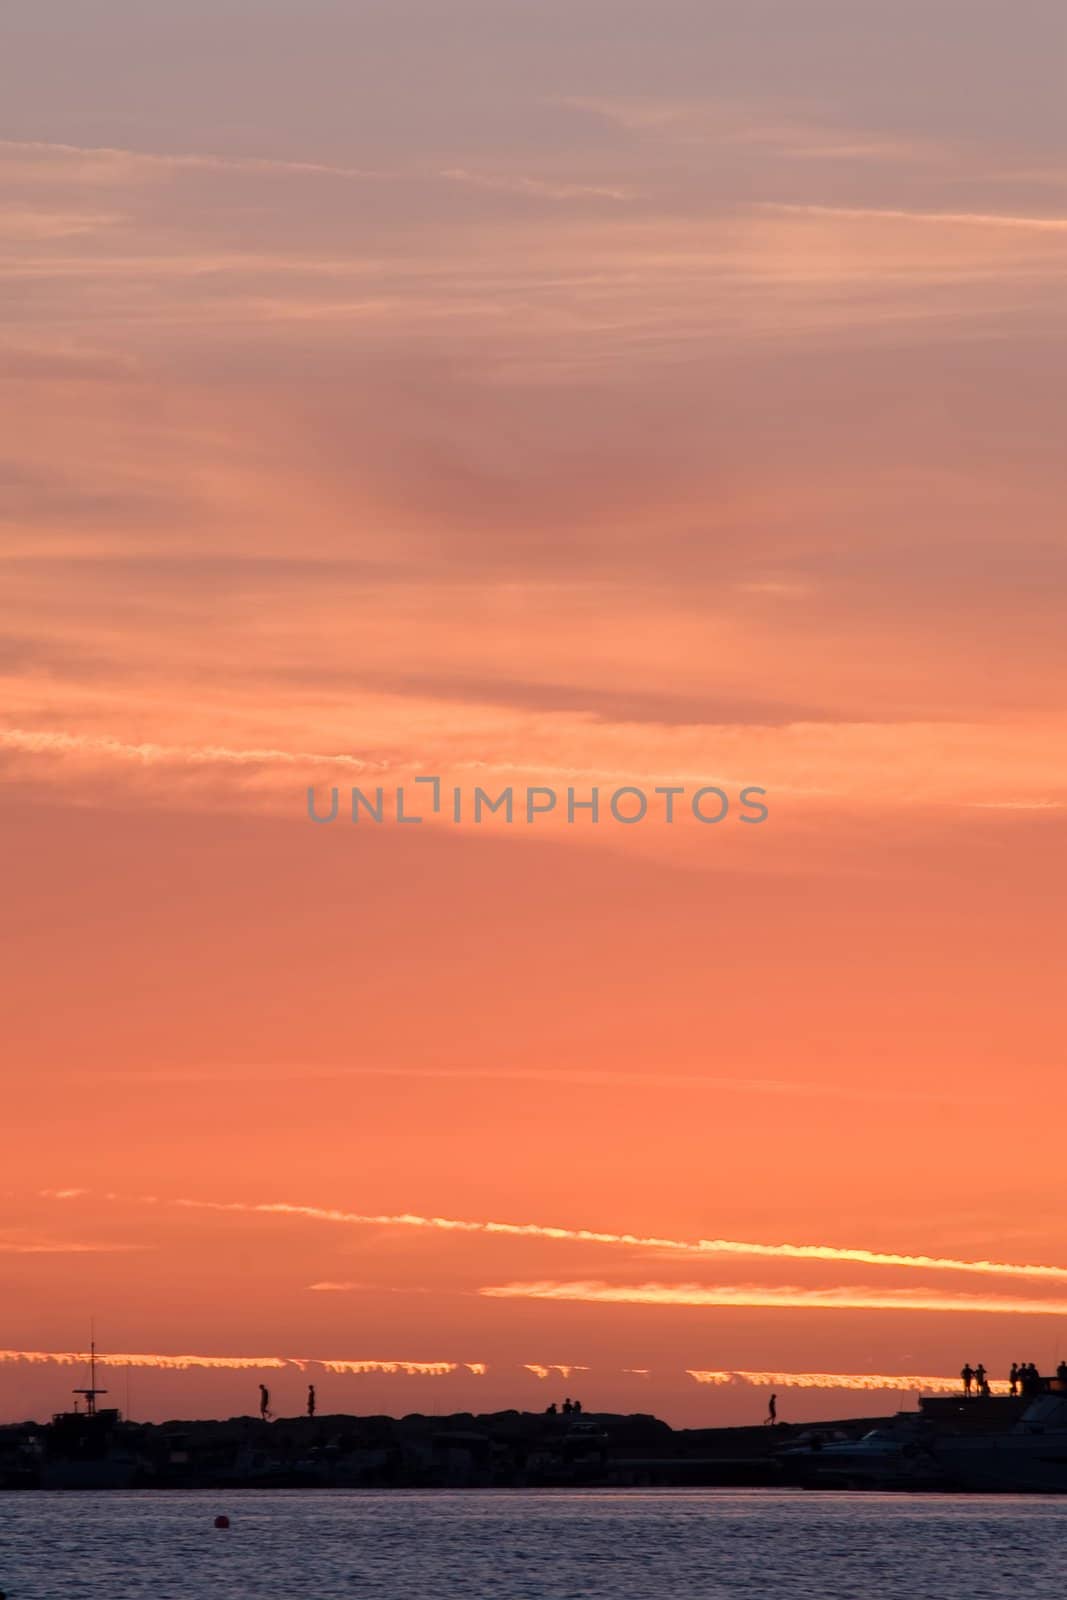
[214,1514,230,1529]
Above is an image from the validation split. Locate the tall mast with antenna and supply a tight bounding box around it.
[72,1324,108,1418]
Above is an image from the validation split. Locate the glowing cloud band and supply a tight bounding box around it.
[0,1351,486,1375]
[479,1281,1067,1316]
[169,1196,1067,1284]
[688,1369,1010,1395]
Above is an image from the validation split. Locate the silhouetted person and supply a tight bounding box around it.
[259,1383,271,1421]
[961,1363,974,1397]
[562,1398,573,1415]
[307,1384,316,1418]
[1009,1363,1019,1397]
[545,1402,557,1416]
[573,1399,582,1415]
[975,1363,989,1397]
[1057,1360,1067,1385]
[766,1393,778,1426]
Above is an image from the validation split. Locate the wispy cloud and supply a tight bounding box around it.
[557,97,940,166]
[307,1281,432,1295]
[98,1062,980,1108]
[6,712,1065,823]
[441,168,633,203]
[162,1196,1067,1284]
[968,800,1065,812]
[314,1359,486,1377]
[0,1239,147,1255]
[0,1350,290,1372]
[522,1363,589,1380]
[0,1351,485,1376]
[0,728,386,771]
[0,137,383,185]
[688,1369,1010,1395]
[0,1351,992,1393]
[0,208,124,241]
[482,1281,1067,1316]
[760,202,1067,233]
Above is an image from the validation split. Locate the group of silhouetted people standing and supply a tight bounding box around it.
[544,1398,583,1416]
[960,1363,991,1397]
[1007,1360,1067,1397]
[961,1361,1067,1398]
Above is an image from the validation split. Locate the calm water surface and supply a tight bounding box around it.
[1,1489,1062,1598]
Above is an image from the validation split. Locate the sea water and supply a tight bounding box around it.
[1,1488,1062,1598]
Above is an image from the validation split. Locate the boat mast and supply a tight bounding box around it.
[72,1332,108,1418]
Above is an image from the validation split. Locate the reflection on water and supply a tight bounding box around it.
[1,1488,1063,1599]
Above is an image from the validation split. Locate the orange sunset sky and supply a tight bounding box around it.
[2,0,1066,1426]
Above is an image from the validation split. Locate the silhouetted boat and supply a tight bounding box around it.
[43,1338,142,1488]
[780,1375,1067,1492]
[934,1393,1067,1493]
[777,1412,942,1489]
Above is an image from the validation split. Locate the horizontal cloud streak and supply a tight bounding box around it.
[440,168,633,202]
[522,1363,589,1380]
[0,137,384,184]
[0,1351,486,1376]
[0,1240,146,1254]
[0,1352,990,1391]
[482,1281,1067,1316]
[315,1360,486,1377]
[688,1369,1011,1395]
[6,713,1065,822]
[166,1196,1067,1284]
[762,202,1067,233]
[0,728,385,771]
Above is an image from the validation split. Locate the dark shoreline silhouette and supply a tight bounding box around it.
[0,1393,1043,1492]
